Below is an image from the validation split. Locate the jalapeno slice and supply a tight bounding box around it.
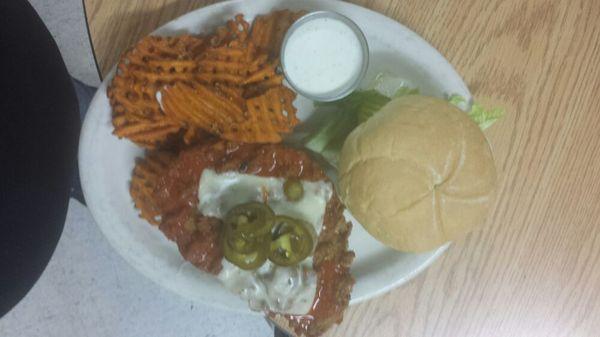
[222,203,314,269]
[224,202,274,235]
[222,202,274,270]
[283,178,304,201]
[222,231,268,270]
[224,229,263,254]
[269,216,314,266]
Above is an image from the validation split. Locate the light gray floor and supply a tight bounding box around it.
[29,0,100,86]
[0,200,270,337]
[0,1,270,336]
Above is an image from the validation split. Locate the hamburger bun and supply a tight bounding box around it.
[338,95,497,252]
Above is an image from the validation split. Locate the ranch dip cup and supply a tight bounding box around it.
[280,11,369,102]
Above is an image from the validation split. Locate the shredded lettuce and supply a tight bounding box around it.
[303,110,344,153]
[448,95,505,130]
[314,86,419,124]
[369,72,415,97]
[304,109,356,154]
[393,86,420,98]
[448,94,467,106]
[351,90,390,123]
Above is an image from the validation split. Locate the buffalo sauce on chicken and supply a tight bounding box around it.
[277,194,355,337]
[153,141,354,336]
[153,141,325,274]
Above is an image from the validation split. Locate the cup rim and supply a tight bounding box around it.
[280,11,370,102]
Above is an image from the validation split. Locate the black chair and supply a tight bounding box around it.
[0,0,79,317]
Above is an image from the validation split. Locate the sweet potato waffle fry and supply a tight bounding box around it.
[162,83,297,143]
[108,35,207,148]
[162,82,244,133]
[210,14,250,47]
[245,86,298,133]
[109,11,304,149]
[250,10,307,59]
[197,25,266,89]
[130,150,176,224]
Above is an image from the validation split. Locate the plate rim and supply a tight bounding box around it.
[80,0,467,314]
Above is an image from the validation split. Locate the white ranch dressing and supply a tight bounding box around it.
[283,16,364,97]
[197,169,333,314]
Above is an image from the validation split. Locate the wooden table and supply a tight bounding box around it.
[84,0,600,336]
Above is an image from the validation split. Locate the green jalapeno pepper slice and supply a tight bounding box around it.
[268,216,314,267]
[223,202,274,236]
[283,178,304,202]
[222,232,268,270]
[221,202,274,270]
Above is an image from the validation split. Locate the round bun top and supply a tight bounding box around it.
[338,95,497,252]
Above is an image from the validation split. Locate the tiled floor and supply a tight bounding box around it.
[0,2,270,337]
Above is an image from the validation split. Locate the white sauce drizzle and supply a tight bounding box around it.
[197,169,333,314]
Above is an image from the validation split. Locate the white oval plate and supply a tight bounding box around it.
[79,0,469,314]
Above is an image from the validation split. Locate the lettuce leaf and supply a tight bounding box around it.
[393,86,420,98]
[353,90,391,123]
[315,86,419,123]
[304,109,356,154]
[448,95,505,130]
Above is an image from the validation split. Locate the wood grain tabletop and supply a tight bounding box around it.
[83,0,600,336]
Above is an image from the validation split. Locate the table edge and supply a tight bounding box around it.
[81,0,103,81]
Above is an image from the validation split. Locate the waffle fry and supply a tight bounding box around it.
[198,12,287,92]
[161,82,242,134]
[109,11,303,149]
[112,114,181,147]
[210,14,250,46]
[243,60,279,85]
[250,10,306,59]
[196,40,262,86]
[161,82,298,143]
[117,35,205,86]
[214,83,246,108]
[245,86,298,132]
[108,35,206,148]
[130,151,176,224]
[133,35,206,60]
[182,126,212,146]
[242,75,284,99]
